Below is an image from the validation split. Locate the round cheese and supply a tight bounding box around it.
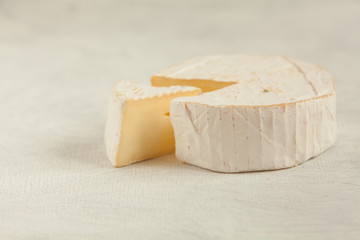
[152,55,336,172]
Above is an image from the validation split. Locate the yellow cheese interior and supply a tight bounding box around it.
[115,89,200,167]
[151,76,236,93]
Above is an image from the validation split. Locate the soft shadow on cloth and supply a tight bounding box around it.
[131,153,207,173]
[46,120,204,172]
[47,134,109,169]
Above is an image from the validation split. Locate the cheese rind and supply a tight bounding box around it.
[153,55,336,172]
[171,94,336,172]
[104,81,201,167]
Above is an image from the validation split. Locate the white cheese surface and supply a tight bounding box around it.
[165,55,336,172]
[112,80,200,100]
[156,55,335,105]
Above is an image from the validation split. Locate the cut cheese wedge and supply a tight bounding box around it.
[104,81,201,167]
[152,55,336,172]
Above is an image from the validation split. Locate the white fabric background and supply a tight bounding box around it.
[0,0,359,239]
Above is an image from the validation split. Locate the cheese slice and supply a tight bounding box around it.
[104,81,201,167]
[152,55,336,172]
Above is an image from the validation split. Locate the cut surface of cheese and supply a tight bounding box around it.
[152,55,336,172]
[104,81,201,167]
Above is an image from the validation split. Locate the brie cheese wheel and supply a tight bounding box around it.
[152,55,336,172]
[104,81,201,167]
